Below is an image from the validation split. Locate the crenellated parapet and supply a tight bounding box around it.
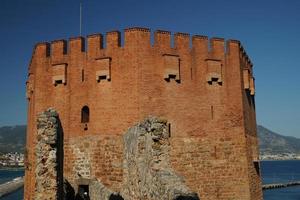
[239,44,255,95]
[30,28,251,58]
[28,27,255,94]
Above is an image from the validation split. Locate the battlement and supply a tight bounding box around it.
[30,27,252,67]
[124,27,151,32]
[29,27,255,95]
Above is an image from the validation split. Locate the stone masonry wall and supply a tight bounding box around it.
[89,178,121,200]
[64,135,123,193]
[34,108,63,200]
[121,117,199,200]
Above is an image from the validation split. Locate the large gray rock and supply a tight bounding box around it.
[121,117,199,200]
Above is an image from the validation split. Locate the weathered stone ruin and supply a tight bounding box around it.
[89,179,122,200]
[121,117,199,200]
[34,108,63,200]
[35,110,199,200]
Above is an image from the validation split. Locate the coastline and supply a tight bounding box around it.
[260,159,300,162]
[0,167,24,171]
[0,176,24,198]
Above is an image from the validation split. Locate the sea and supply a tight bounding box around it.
[0,169,24,200]
[261,160,300,200]
[0,160,299,199]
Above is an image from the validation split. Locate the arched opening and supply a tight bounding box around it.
[109,194,124,200]
[81,106,90,123]
[175,195,200,200]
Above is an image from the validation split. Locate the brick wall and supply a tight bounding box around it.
[64,135,123,193]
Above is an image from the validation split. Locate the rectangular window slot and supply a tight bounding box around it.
[81,69,85,82]
[52,63,67,86]
[214,146,217,159]
[55,79,63,85]
[99,75,107,80]
[163,54,180,82]
[167,123,171,138]
[96,70,111,82]
[26,74,34,100]
[243,69,250,89]
[206,59,222,85]
[164,70,180,82]
[52,75,66,86]
[95,57,111,82]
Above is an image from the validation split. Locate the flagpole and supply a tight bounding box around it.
[80,1,82,36]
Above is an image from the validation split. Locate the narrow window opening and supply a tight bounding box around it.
[98,75,108,82]
[84,124,88,131]
[81,106,90,123]
[81,69,84,82]
[54,80,63,86]
[164,74,180,83]
[190,67,193,80]
[214,146,217,159]
[211,77,219,82]
[168,74,177,80]
[168,123,171,137]
[211,105,214,120]
[208,77,222,85]
[254,161,260,176]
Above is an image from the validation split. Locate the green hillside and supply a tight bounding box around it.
[0,125,26,153]
[0,124,299,155]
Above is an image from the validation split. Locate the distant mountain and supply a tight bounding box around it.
[257,125,300,154]
[0,124,299,155]
[0,125,26,153]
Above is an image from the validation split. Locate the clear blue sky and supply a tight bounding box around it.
[0,0,299,137]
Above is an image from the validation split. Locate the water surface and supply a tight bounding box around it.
[1,161,300,199]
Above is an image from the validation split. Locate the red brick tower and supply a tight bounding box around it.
[25,27,262,200]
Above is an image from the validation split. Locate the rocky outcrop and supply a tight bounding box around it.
[121,117,199,200]
[35,108,63,200]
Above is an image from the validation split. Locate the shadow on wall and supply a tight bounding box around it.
[64,179,75,199]
[109,194,124,200]
[57,117,64,200]
[175,196,200,200]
